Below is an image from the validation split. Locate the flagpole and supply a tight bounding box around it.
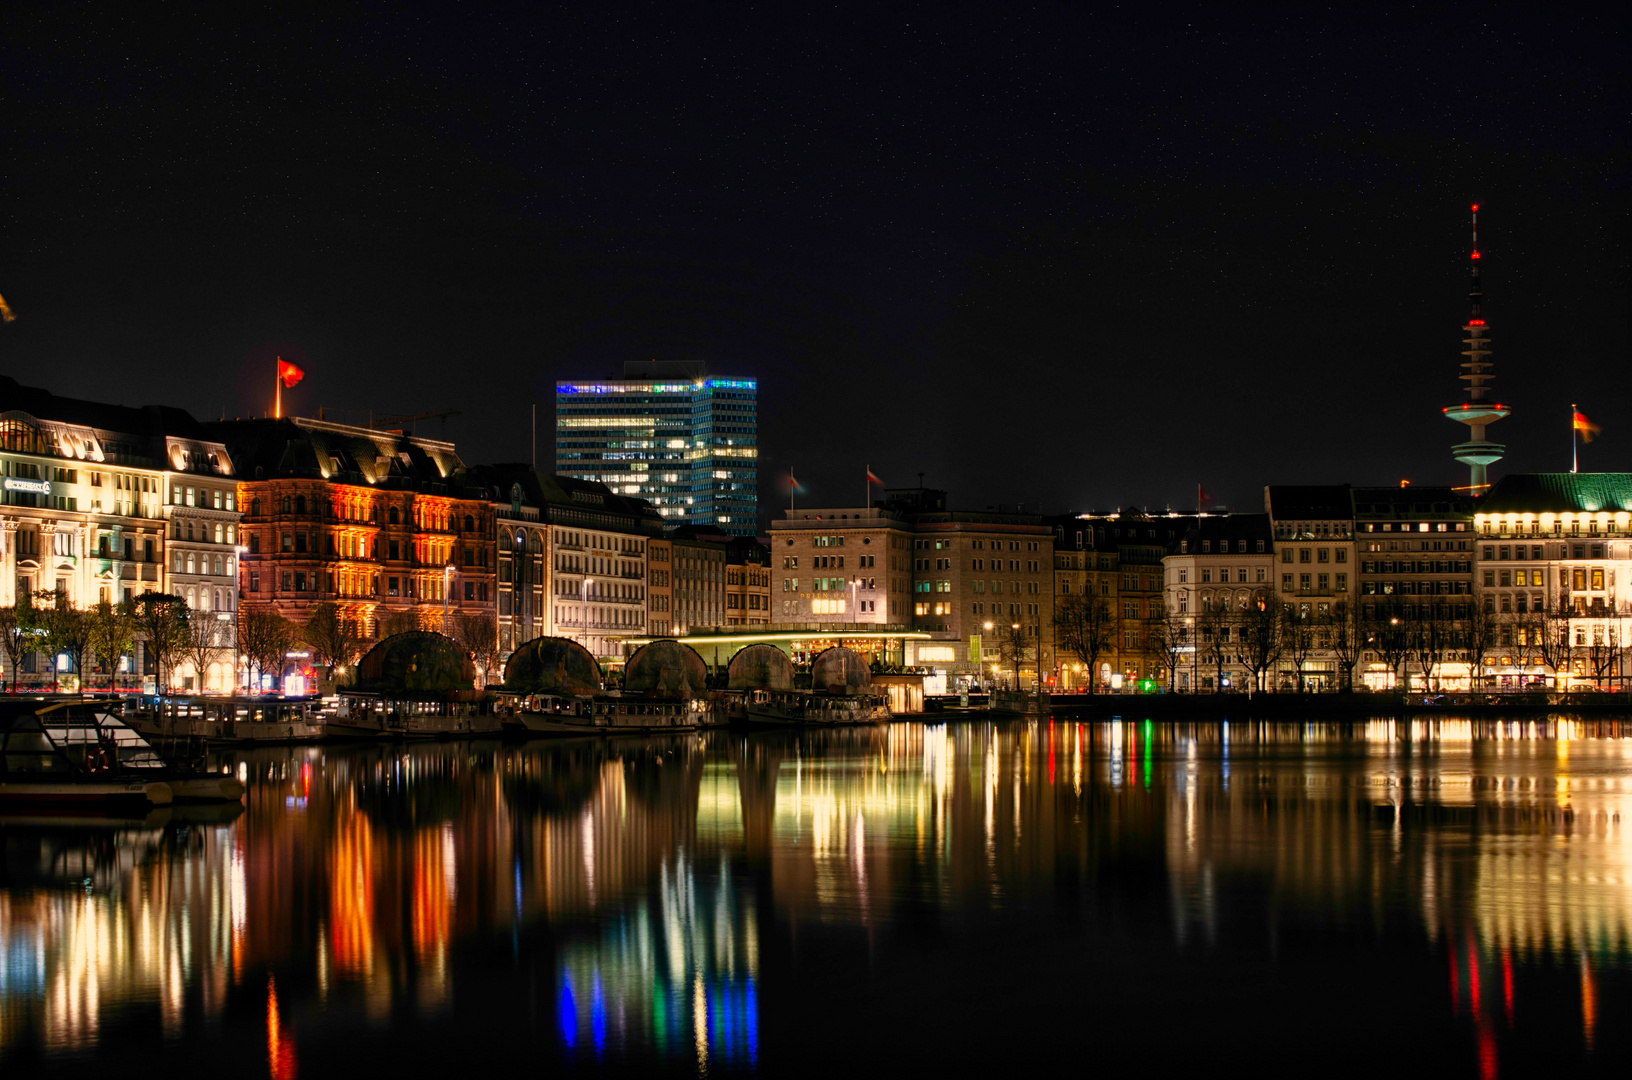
[275,357,282,419]
[1572,402,1578,474]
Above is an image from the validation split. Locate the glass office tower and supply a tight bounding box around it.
[555,360,758,535]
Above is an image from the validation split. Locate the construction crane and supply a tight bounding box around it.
[374,409,462,434]
[315,407,462,433]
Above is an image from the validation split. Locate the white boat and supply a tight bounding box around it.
[335,692,503,739]
[744,688,891,727]
[498,693,601,737]
[130,696,325,744]
[591,694,715,733]
[0,700,177,806]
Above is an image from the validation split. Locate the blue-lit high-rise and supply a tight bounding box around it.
[555,360,758,535]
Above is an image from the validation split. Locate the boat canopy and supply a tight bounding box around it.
[503,636,602,696]
[727,643,794,690]
[624,640,709,699]
[355,631,478,699]
[810,646,872,694]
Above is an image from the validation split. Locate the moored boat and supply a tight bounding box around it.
[740,645,891,727]
[497,692,601,737]
[1,700,176,806]
[129,695,325,744]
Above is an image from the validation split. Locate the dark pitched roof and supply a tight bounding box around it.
[1479,473,1632,514]
[1171,513,1271,552]
[203,417,465,491]
[1265,484,1352,520]
[466,463,663,529]
[1351,486,1474,517]
[0,376,209,442]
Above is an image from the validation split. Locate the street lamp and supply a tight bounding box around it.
[1186,615,1195,692]
[582,576,594,651]
[1011,622,1021,690]
[443,564,456,631]
[233,544,247,692]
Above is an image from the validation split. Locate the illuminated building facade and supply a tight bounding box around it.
[770,489,1053,689]
[467,464,663,662]
[1071,510,1198,686]
[1162,514,1272,692]
[208,417,495,648]
[1045,514,1120,691]
[646,535,673,636]
[1474,473,1632,689]
[1353,486,1475,689]
[724,536,771,627]
[0,377,225,690]
[1265,486,1356,690]
[555,360,758,535]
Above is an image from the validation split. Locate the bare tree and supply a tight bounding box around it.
[1408,598,1454,692]
[452,612,500,687]
[1536,600,1575,689]
[1149,601,1189,691]
[133,593,191,695]
[87,599,137,692]
[238,607,298,693]
[1327,599,1363,692]
[1365,600,1412,691]
[995,621,1032,690]
[301,602,367,684]
[377,608,419,639]
[1462,596,1499,692]
[1233,591,1281,694]
[1279,603,1315,692]
[34,587,93,693]
[182,613,228,694]
[1054,593,1115,693]
[1585,623,1618,690]
[0,596,34,694]
[1198,601,1232,692]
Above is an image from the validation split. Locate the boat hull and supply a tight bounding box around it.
[0,780,174,806]
[166,776,247,802]
[131,716,324,744]
[503,713,604,738]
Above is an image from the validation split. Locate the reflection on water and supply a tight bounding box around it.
[0,717,1627,1074]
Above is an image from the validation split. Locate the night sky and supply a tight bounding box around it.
[3,4,1627,523]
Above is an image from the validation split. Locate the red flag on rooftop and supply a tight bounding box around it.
[278,357,305,388]
[866,467,884,487]
[1198,484,1215,508]
[1574,410,1601,443]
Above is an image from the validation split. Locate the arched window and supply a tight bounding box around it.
[389,507,400,525]
[295,495,306,514]
[514,531,525,550]
[282,495,292,514]
[464,514,475,532]
[250,497,261,516]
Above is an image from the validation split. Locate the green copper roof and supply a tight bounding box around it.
[1479,473,1632,514]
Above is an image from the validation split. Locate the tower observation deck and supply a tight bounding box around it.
[1442,203,1509,493]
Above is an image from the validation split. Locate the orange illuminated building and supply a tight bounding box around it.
[204,416,496,642]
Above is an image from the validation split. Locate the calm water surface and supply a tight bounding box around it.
[2,717,1629,1077]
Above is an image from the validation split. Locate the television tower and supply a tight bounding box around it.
[1442,203,1509,492]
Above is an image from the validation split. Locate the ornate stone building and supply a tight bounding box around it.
[207,417,495,643]
[1,377,231,688]
[466,464,663,664]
